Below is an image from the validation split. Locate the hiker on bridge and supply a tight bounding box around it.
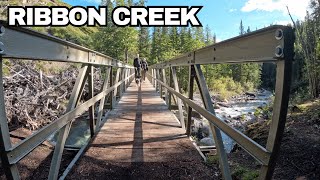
[141,58,148,82]
[133,54,142,84]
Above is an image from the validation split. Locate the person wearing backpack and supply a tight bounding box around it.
[133,54,142,84]
[141,58,148,82]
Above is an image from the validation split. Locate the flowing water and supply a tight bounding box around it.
[194,90,273,152]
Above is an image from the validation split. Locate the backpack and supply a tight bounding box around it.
[134,58,141,68]
[141,61,147,70]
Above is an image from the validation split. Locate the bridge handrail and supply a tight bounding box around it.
[149,25,294,180]
[151,25,288,68]
[0,20,132,68]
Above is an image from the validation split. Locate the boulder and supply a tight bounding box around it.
[200,137,215,146]
[191,110,202,119]
[245,92,256,98]
[217,102,230,108]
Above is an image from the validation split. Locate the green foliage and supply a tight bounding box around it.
[254,105,272,120]
[232,166,259,180]
[205,155,219,166]
[211,77,244,100]
[2,59,11,76]
[49,26,97,48]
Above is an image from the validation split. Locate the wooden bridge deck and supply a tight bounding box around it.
[67,80,219,179]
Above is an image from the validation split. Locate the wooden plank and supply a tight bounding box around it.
[67,80,204,170]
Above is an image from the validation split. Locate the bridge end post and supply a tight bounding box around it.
[0,56,20,180]
[259,27,294,180]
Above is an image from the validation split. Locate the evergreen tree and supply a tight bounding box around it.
[247,26,251,33]
[205,25,213,45]
[150,27,161,64]
[239,20,245,35]
[94,0,138,61]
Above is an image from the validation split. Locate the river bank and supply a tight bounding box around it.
[189,89,273,152]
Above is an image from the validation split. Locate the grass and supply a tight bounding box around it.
[232,166,259,180]
[205,155,219,166]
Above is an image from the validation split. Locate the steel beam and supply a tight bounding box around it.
[96,67,111,130]
[109,67,114,109]
[0,57,20,180]
[151,26,289,68]
[88,65,95,137]
[171,67,185,130]
[157,69,162,98]
[113,68,121,104]
[119,68,125,97]
[162,69,168,105]
[186,65,195,136]
[259,27,294,180]
[168,68,173,110]
[48,65,89,180]
[194,64,231,179]
[0,22,131,68]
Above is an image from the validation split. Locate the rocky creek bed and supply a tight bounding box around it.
[188,89,273,152]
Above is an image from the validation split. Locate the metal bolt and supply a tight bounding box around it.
[275,29,283,40]
[275,46,283,57]
[0,42,4,54]
[0,25,5,36]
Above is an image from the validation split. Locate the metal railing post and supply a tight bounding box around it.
[259,27,294,180]
[162,68,168,104]
[0,57,20,180]
[48,65,89,180]
[113,68,121,104]
[157,69,162,98]
[186,65,195,136]
[171,67,186,130]
[88,65,95,137]
[168,68,173,110]
[194,64,232,180]
[119,68,125,97]
[96,67,112,130]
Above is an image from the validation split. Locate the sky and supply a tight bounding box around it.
[63,0,311,41]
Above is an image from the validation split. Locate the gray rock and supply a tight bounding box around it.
[191,111,202,119]
[200,137,215,146]
[202,126,210,137]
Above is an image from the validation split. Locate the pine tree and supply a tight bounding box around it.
[247,26,251,33]
[239,20,245,35]
[93,0,138,61]
[150,27,161,64]
[205,25,213,45]
[138,27,150,60]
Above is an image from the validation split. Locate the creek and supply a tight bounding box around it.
[192,89,273,152]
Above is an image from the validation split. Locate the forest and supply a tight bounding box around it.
[95,0,320,103]
[1,0,319,101]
